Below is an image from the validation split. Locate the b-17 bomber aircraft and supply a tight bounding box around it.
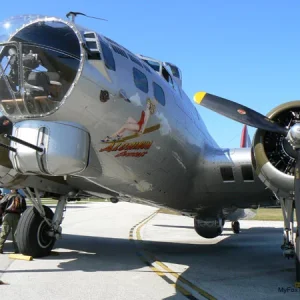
[0,12,299,286]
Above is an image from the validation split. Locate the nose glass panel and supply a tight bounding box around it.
[0,19,81,117]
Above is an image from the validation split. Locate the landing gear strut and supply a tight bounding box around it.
[279,198,295,259]
[231,221,240,234]
[278,195,300,286]
[17,187,68,257]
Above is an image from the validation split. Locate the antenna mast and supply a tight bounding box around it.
[66,11,108,23]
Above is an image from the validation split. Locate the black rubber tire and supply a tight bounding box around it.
[296,256,300,282]
[17,205,55,258]
[232,221,240,234]
[194,218,223,238]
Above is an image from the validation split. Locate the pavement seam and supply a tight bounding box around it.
[129,212,217,300]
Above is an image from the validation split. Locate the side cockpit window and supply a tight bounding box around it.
[162,67,174,88]
[153,82,165,106]
[83,32,101,60]
[99,38,116,71]
[165,62,182,88]
[143,59,160,72]
[133,68,148,93]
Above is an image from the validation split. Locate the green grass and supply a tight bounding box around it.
[157,208,181,215]
[158,207,285,221]
[25,199,284,221]
[251,208,283,221]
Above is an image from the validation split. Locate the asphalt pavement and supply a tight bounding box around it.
[0,202,299,299]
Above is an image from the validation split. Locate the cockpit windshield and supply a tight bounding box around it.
[0,15,81,117]
[165,62,181,79]
[143,59,160,72]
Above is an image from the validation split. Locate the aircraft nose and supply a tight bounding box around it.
[0,15,81,118]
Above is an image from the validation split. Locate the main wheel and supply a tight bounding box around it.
[17,205,55,257]
[232,221,240,234]
[194,217,223,238]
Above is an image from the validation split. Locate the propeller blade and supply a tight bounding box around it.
[194,92,288,136]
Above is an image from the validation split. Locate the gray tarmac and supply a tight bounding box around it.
[0,202,299,300]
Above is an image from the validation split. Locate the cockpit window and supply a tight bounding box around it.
[162,67,174,88]
[165,62,181,79]
[0,18,81,117]
[12,21,80,58]
[143,59,160,72]
[99,38,116,71]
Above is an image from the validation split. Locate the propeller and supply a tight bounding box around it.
[194,92,288,136]
[194,90,300,279]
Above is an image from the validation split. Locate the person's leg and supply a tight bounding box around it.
[0,214,11,252]
[11,214,20,253]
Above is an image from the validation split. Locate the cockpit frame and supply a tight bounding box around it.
[0,15,87,119]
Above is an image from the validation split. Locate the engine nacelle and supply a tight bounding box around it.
[252,101,300,197]
[194,216,223,239]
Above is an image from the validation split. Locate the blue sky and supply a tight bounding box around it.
[1,1,300,147]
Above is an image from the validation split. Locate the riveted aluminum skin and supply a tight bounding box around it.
[9,120,90,175]
[0,14,275,216]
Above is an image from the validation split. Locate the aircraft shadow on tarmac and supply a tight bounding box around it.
[153,224,242,231]
[0,226,298,299]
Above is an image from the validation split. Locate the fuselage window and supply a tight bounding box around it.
[99,39,116,71]
[153,82,165,106]
[133,68,148,93]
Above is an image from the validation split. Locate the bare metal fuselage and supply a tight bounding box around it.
[0,15,272,217]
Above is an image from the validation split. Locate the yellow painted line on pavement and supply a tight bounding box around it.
[129,211,217,300]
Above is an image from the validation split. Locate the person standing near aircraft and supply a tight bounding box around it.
[0,189,27,254]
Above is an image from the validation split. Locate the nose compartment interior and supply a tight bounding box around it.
[0,20,81,117]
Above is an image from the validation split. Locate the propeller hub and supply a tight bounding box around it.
[287,123,300,149]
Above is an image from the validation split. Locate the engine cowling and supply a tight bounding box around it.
[252,101,300,197]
